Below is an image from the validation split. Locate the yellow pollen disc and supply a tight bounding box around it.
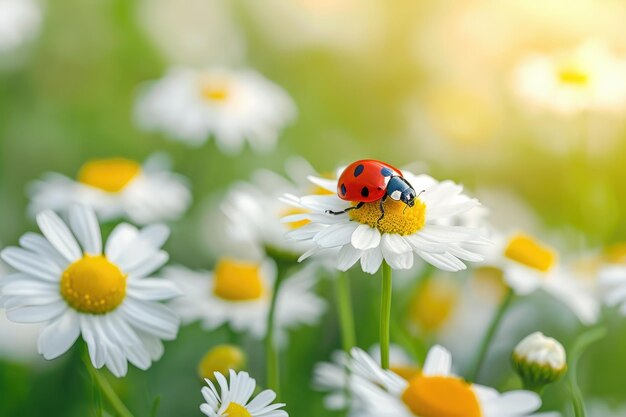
[213,258,265,301]
[391,365,421,381]
[408,278,458,333]
[198,345,246,380]
[402,375,481,417]
[60,255,127,314]
[282,207,311,230]
[78,158,141,193]
[558,67,589,85]
[199,76,230,102]
[223,403,251,417]
[605,243,626,264]
[349,198,426,236]
[504,234,557,273]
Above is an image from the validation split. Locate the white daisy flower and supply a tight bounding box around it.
[600,263,626,314]
[200,369,287,417]
[165,258,326,345]
[348,345,544,417]
[0,0,42,54]
[314,344,418,412]
[513,39,626,115]
[204,158,330,260]
[485,233,600,325]
[0,205,180,377]
[0,255,40,362]
[282,165,488,274]
[135,67,296,153]
[28,153,191,225]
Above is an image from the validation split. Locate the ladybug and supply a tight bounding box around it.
[326,159,421,222]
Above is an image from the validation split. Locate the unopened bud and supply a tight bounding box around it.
[512,332,567,391]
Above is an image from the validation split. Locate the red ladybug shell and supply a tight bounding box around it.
[337,160,403,203]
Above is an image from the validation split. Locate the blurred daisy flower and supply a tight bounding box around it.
[513,40,626,115]
[28,153,191,225]
[200,370,287,417]
[486,233,600,325]
[0,205,180,377]
[314,344,419,412]
[349,345,544,417]
[0,0,42,54]
[135,67,296,153]
[600,251,626,314]
[205,157,334,261]
[165,259,325,345]
[283,165,488,274]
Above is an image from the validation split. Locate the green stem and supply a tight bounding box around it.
[468,288,514,382]
[568,326,607,417]
[265,261,290,399]
[335,271,356,352]
[380,262,393,369]
[80,349,134,417]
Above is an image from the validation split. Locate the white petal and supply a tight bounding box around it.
[337,244,362,271]
[138,223,170,249]
[422,345,452,376]
[19,233,68,268]
[360,248,383,274]
[36,210,82,262]
[314,222,358,248]
[69,205,102,255]
[127,279,181,301]
[351,225,382,251]
[7,301,67,323]
[1,247,62,282]
[38,310,80,359]
[105,223,139,263]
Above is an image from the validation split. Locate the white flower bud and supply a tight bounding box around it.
[512,332,567,391]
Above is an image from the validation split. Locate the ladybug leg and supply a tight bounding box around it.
[326,201,364,215]
[377,195,388,224]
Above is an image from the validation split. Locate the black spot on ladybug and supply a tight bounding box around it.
[341,183,347,196]
[354,164,364,177]
[381,167,393,177]
[361,187,369,198]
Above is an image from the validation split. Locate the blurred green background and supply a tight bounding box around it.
[1,0,626,416]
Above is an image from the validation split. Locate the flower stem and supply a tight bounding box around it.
[468,288,514,382]
[265,260,289,399]
[568,326,607,417]
[80,348,134,417]
[380,261,393,369]
[335,271,356,352]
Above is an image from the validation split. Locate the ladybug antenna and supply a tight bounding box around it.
[417,190,425,198]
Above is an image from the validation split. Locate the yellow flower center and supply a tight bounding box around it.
[199,76,230,102]
[558,66,590,86]
[402,375,481,417]
[349,198,426,236]
[504,234,557,273]
[223,403,251,417]
[60,255,127,314]
[78,158,141,193]
[408,278,458,333]
[605,243,626,264]
[198,345,246,380]
[391,365,421,381]
[213,258,265,301]
[282,207,311,230]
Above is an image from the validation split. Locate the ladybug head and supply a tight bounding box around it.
[400,189,416,207]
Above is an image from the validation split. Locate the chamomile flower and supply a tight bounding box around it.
[165,259,325,345]
[513,40,626,115]
[135,67,296,153]
[490,233,600,325]
[349,345,543,417]
[205,158,328,260]
[283,167,488,274]
[600,263,626,314]
[200,370,287,417]
[28,153,191,225]
[314,344,419,412]
[0,0,42,54]
[0,205,180,377]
